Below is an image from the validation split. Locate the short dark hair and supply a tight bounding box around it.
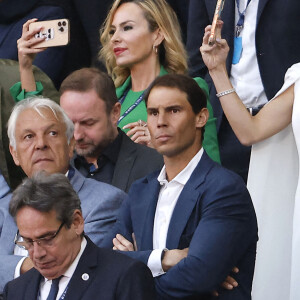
[59,68,117,114]
[145,74,207,114]
[9,172,82,228]
[145,74,207,138]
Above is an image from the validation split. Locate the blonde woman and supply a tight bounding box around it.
[100,0,220,162]
[13,0,220,163]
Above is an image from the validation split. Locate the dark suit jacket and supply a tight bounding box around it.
[186,0,300,180]
[105,152,258,299]
[73,130,163,193]
[166,0,190,43]
[3,237,155,300]
[112,131,163,192]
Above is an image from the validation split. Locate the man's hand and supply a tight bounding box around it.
[20,257,34,274]
[162,248,189,272]
[113,233,137,251]
[212,267,239,297]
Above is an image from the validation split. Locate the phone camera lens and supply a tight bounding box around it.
[58,22,62,26]
[62,21,66,26]
[59,27,64,32]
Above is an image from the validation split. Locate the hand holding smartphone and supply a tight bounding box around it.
[208,0,225,46]
[28,19,70,48]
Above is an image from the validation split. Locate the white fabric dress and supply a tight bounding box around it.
[248,63,300,300]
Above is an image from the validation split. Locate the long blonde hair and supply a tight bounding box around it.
[99,0,188,87]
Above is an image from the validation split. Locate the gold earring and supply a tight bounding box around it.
[153,45,158,54]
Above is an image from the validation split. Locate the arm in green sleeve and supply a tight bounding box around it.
[10,81,43,102]
[194,77,221,164]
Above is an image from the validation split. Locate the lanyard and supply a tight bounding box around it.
[235,0,251,36]
[59,286,68,300]
[117,88,146,125]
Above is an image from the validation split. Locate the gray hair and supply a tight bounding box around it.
[7,97,74,150]
[9,172,81,227]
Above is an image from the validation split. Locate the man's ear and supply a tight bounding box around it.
[153,28,165,48]
[195,108,209,129]
[9,145,20,166]
[72,209,84,236]
[110,102,121,126]
[68,137,76,159]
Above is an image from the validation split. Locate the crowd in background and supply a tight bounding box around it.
[0,0,300,299]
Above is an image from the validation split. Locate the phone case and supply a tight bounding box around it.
[208,0,225,46]
[29,19,70,48]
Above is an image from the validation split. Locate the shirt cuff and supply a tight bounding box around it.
[147,249,166,277]
[14,257,27,278]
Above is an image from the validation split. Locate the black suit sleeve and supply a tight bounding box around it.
[186,0,211,77]
[116,260,156,300]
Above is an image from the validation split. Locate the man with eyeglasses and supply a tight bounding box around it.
[0,97,127,294]
[3,172,155,300]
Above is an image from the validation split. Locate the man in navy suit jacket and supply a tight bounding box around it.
[108,74,258,299]
[186,0,300,182]
[3,173,154,300]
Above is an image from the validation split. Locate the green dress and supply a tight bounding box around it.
[116,67,221,163]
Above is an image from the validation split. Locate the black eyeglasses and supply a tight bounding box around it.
[14,222,65,250]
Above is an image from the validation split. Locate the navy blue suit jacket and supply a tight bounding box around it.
[3,237,155,300]
[186,0,300,181]
[104,152,258,299]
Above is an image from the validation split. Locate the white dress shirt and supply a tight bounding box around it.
[147,148,204,276]
[230,0,268,108]
[39,237,87,300]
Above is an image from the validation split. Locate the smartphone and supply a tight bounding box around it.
[29,19,70,48]
[208,0,225,46]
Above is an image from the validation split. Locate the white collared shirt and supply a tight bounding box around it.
[147,148,204,276]
[39,237,87,300]
[230,0,268,108]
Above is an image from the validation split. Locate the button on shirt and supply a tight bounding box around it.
[39,237,87,300]
[148,148,204,276]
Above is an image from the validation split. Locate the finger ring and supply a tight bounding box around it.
[138,120,142,126]
[143,123,147,127]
